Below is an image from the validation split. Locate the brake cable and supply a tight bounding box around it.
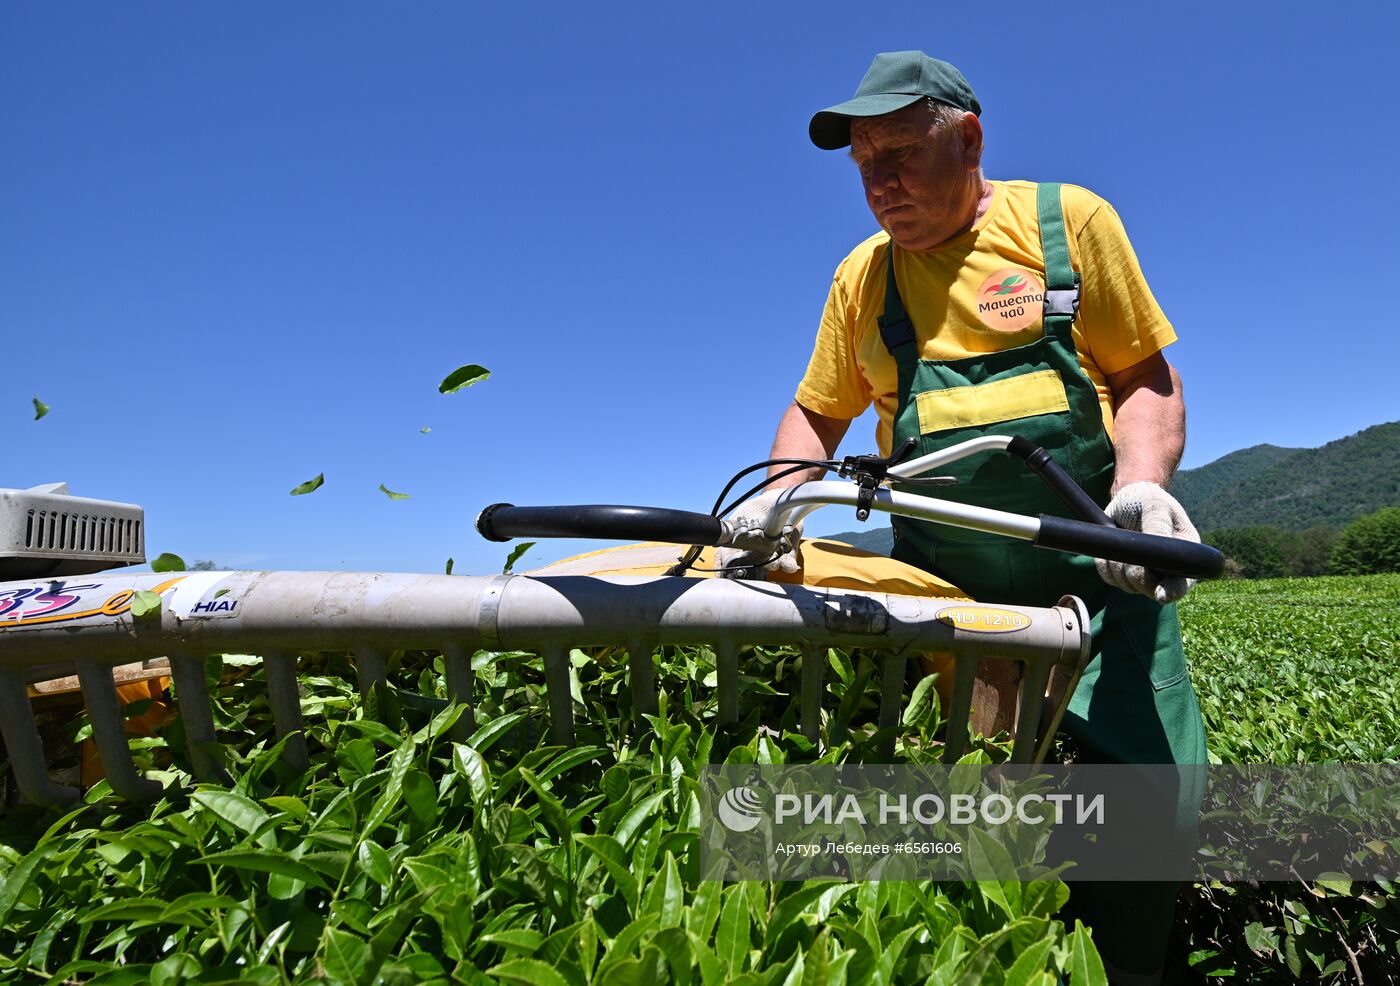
[666,457,838,575]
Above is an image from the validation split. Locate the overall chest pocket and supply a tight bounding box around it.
[913,368,1070,434]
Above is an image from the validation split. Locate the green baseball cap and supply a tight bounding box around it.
[809,51,981,150]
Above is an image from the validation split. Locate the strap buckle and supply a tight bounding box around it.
[1043,273,1081,318]
[1043,288,1080,318]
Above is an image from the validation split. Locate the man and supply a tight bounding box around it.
[718,52,1207,984]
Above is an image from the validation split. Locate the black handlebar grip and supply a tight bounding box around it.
[1007,436,1114,528]
[1035,514,1225,580]
[476,503,726,546]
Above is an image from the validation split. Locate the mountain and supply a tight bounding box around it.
[1168,444,1303,510]
[1173,422,1400,532]
[818,422,1400,548]
[815,525,893,554]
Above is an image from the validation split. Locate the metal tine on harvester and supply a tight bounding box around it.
[1,570,1090,807]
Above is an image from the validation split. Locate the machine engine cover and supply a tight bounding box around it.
[0,484,145,579]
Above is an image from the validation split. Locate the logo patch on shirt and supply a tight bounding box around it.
[975,268,1045,332]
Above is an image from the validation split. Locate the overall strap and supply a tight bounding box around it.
[1036,182,1080,340]
[876,244,919,367]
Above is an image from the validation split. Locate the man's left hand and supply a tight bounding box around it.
[1096,482,1202,604]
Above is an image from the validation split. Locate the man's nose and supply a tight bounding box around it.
[866,163,899,195]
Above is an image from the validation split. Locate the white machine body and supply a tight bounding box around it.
[0,483,145,579]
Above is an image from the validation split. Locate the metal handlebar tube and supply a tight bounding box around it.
[884,433,1112,529]
[0,569,1090,805]
[886,435,1016,480]
[478,503,728,546]
[763,482,1040,541]
[763,483,1224,580]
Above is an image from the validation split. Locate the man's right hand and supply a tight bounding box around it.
[1096,481,1201,604]
[713,489,803,580]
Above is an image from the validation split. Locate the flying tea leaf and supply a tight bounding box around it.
[503,541,535,574]
[439,364,491,394]
[130,590,162,618]
[379,483,411,501]
[151,553,187,573]
[290,473,324,496]
[32,397,50,420]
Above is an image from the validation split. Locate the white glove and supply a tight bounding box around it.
[712,489,802,580]
[1095,481,1201,604]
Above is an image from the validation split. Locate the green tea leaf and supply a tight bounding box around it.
[614,791,667,848]
[1314,874,1353,896]
[157,892,242,921]
[439,364,491,394]
[76,898,170,923]
[901,673,941,731]
[535,745,608,784]
[1243,921,1279,955]
[716,886,750,974]
[764,884,832,948]
[264,795,310,820]
[1004,937,1056,986]
[72,967,153,985]
[1066,920,1108,986]
[32,396,50,420]
[401,768,438,824]
[130,589,162,617]
[686,879,723,943]
[503,541,536,574]
[1022,879,1071,919]
[420,426,431,434]
[445,557,454,574]
[361,739,416,836]
[596,914,660,978]
[1187,948,1236,975]
[1283,933,1303,976]
[358,840,393,886]
[150,953,202,986]
[486,959,571,986]
[379,483,411,501]
[639,851,683,929]
[322,928,370,985]
[198,850,328,888]
[290,473,325,496]
[452,744,491,803]
[651,927,694,985]
[365,890,429,975]
[467,710,528,753]
[191,789,276,848]
[150,552,187,573]
[520,767,571,843]
[577,834,639,911]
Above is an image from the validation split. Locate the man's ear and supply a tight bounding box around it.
[959,112,984,169]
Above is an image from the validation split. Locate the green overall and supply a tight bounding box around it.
[881,183,1207,974]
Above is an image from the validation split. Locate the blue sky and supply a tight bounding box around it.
[6,2,1397,575]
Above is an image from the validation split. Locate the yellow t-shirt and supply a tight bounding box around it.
[795,180,1176,455]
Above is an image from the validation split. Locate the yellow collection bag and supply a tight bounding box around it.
[526,538,1002,728]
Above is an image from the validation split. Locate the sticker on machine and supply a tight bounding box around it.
[975,268,1045,332]
[0,576,186,629]
[168,571,242,620]
[936,605,1030,633]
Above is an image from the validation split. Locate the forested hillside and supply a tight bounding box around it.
[1168,443,1302,510]
[1173,422,1400,532]
[821,421,1400,550]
